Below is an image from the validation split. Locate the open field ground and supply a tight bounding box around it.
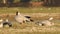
[0,7,60,34]
[0,7,60,13]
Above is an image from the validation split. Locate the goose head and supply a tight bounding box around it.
[16,11,21,16]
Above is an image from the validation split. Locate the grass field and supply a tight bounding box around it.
[0,7,60,34]
[0,7,60,13]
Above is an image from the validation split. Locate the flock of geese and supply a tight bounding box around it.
[0,11,54,28]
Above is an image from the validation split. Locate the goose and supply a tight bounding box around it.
[0,15,12,28]
[36,17,54,26]
[2,19,12,27]
[15,11,32,24]
[0,19,12,27]
[3,14,12,27]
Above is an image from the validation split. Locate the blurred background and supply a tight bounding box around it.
[0,0,60,7]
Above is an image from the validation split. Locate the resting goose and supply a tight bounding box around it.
[2,19,12,27]
[0,18,12,27]
[36,17,54,26]
[15,11,32,24]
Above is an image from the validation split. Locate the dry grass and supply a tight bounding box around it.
[0,7,60,34]
[0,13,60,34]
[0,7,60,13]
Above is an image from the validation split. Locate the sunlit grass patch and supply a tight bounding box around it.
[0,7,60,13]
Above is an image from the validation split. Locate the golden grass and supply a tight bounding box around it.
[0,13,60,34]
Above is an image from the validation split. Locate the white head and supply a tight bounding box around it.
[49,17,53,21]
[16,11,21,16]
